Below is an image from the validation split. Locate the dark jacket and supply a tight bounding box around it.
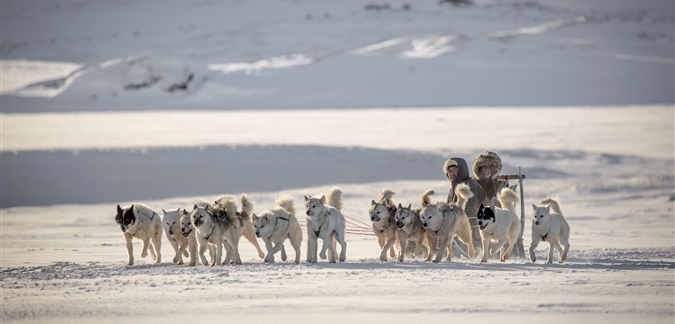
[445,157,488,209]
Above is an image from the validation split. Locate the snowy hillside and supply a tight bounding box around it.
[1,0,674,111]
[1,1,674,324]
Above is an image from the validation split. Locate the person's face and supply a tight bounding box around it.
[447,166,459,179]
[481,166,492,179]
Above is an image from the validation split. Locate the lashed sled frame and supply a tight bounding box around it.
[497,167,527,258]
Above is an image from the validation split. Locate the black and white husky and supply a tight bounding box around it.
[476,187,521,262]
[115,203,162,265]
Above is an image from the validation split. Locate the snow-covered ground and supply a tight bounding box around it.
[1,0,674,323]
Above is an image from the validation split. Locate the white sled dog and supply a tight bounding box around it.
[476,188,521,262]
[252,195,303,264]
[191,198,241,266]
[162,207,190,265]
[369,189,399,261]
[213,194,265,260]
[115,203,162,265]
[418,184,475,263]
[179,204,215,266]
[394,204,431,262]
[304,187,347,263]
[530,197,571,264]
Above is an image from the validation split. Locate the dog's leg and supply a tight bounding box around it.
[545,239,555,264]
[187,237,197,266]
[208,244,216,265]
[140,237,150,259]
[214,239,223,266]
[336,231,346,263]
[281,244,288,261]
[152,231,162,263]
[435,235,451,263]
[502,236,517,262]
[319,233,332,261]
[529,234,540,263]
[398,237,407,262]
[263,238,275,263]
[197,237,209,266]
[291,233,302,264]
[174,238,188,265]
[457,221,475,259]
[425,234,437,262]
[222,240,233,265]
[230,234,241,265]
[481,235,490,263]
[307,236,317,263]
[380,235,396,262]
[170,237,183,264]
[243,222,265,259]
[124,234,134,265]
[491,238,508,262]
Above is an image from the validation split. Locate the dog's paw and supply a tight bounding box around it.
[481,259,488,263]
[339,256,345,262]
[183,251,189,258]
[432,259,439,263]
[140,251,148,258]
[319,252,327,260]
[127,259,134,266]
[379,254,388,262]
[264,255,274,263]
[173,256,181,264]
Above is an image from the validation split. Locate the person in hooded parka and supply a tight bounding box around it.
[472,151,508,204]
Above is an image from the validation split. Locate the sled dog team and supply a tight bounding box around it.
[114,186,570,266]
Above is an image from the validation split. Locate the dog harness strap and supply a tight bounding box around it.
[204,223,215,240]
[278,217,289,222]
[541,233,548,241]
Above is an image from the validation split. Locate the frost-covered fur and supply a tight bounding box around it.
[369,189,398,261]
[477,188,521,262]
[191,201,241,266]
[304,187,347,263]
[394,203,430,262]
[114,203,162,265]
[213,194,265,260]
[162,207,190,265]
[530,197,571,264]
[252,195,302,264]
[418,184,475,263]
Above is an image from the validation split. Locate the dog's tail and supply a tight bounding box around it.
[497,187,519,211]
[377,189,396,207]
[540,197,562,215]
[326,187,343,211]
[240,193,254,217]
[454,183,474,209]
[274,194,296,216]
[420,189,435,207]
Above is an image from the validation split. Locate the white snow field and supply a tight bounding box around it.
[1,0,674,323]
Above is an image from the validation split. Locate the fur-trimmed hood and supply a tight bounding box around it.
[472,151,502,181]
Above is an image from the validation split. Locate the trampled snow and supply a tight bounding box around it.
[1,0,673,323]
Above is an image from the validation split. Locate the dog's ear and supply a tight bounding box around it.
[489,201,496,210]
[406,203,411,209]
[117,205,123,215]
[182,208,188,215]
[162,209,167,215]
[251,213,257,220]
[397,203,403,209]
[479,203,485,210]
[531,203,538,211]
[371,200,377,206]
[175,207,180,213]
[320,195,326,205]
[545,204,551,213]
[193,204,199,211]
[262,214,268,221]
[304,196,310,202]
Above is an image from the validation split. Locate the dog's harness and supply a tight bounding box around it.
[267,216,290,240]
[127,210,158,236]
[540,232,548,241]
[312,211,329,237]
[202,222,216,241]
